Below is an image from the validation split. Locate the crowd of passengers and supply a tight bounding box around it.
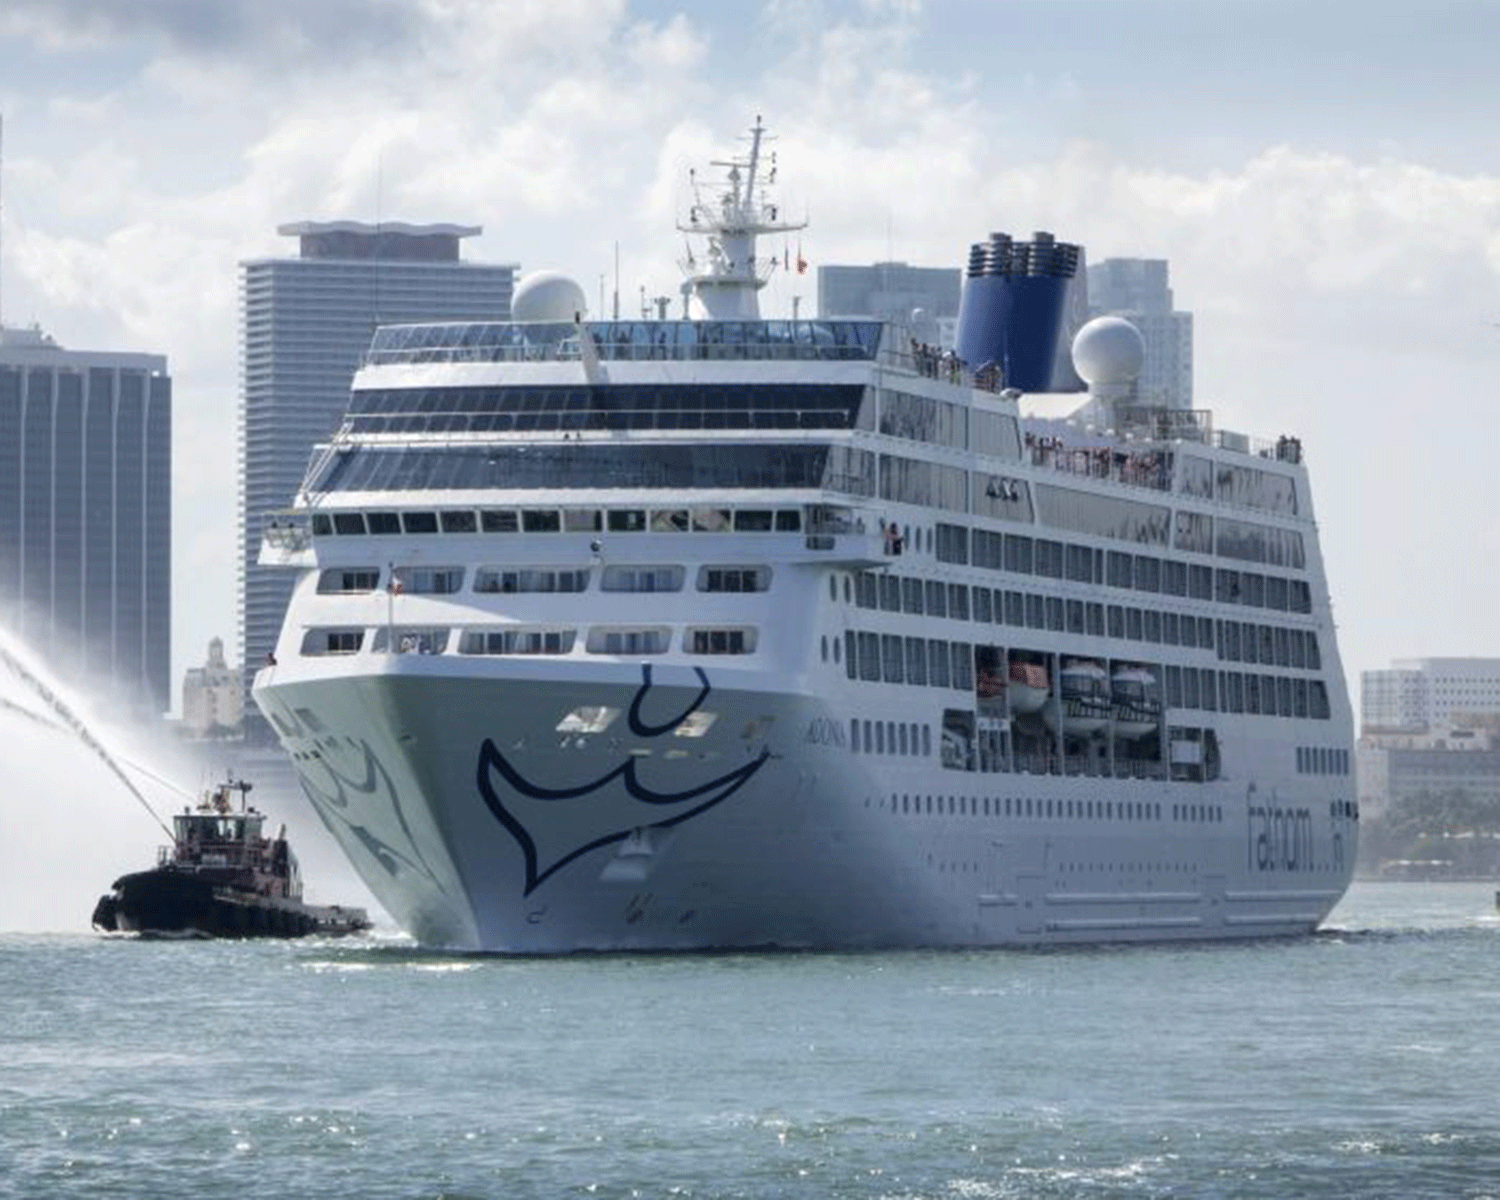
[910,339,1003,392]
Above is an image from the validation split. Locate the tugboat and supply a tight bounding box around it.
[91,778,372,939]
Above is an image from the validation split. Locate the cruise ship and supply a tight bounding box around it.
[253,120,1357,951]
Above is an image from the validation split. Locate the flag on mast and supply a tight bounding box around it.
[795,241,807,275]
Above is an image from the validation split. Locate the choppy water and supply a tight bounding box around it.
[3,881,1498,1199]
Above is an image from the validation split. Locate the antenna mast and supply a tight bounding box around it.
[677,116,806,321]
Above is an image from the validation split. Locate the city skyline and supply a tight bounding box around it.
[2,0,1499,709]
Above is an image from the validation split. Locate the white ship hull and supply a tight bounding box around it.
[256,656,1355,951]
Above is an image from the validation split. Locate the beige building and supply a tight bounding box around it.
[181,637,243,736]
[1358,655,1500,818]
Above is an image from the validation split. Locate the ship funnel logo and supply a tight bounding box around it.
[476,666,770,895]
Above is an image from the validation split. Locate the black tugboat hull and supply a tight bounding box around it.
[94,869,371,939]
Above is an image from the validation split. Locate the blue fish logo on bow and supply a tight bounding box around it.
[476,665,771,895]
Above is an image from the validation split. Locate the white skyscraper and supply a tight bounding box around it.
[1087,258,1193,410]
[238,221,516,738]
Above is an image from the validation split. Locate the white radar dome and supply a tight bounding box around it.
[1071,316,1145,387]
[512,271,588,323]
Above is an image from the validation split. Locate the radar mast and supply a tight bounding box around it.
[678,116,806,320]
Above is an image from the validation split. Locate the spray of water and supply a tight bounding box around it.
[0,637,173,840]
[0,626,197,932]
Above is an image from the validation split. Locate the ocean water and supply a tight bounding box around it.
[2,881,1498,1200]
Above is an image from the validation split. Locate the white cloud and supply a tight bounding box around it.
[5,0,1500,701]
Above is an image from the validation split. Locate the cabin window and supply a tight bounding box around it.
[734,509,775,532]
[906,637,928,685]
[563,509,602,532]
[317,568,380,594]
[401,511,439,534]
[521,509,561,532]
[481,509,520,533]
[947,584,970,621]
[973,587,993,623]
[698,566,771,593]
[458,629,576,655]
[439,510,478,533]
[301,628,364,656]
[392,566,465,595]
[607,509,647,532]
[475,567,589,594]
[371,627,450,654]
[691,507,732,532]
[686,627,757,655]
[601,565,684,592]
[586,627,670,655]
[366,512,401,534]
[882,634,904,683]
[333,512,367,535]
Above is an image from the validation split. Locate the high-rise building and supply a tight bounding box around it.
[0,323,171,711]
[817,262,961,346]
[1087,258,1193,410]
[238,221,517,735]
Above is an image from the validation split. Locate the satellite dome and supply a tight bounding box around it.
[512,271,587,323]
[1071,316,1145,386]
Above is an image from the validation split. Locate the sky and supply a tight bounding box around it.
[2,0,1500,716]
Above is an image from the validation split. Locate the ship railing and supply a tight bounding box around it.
[1023,436,1174,494]
[1117,406,1213,444]
[362,320,885,367]
[1207,428,1305,464]
[261,513,312,553]
[882,340,1006,394]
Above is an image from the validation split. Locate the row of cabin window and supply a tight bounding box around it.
[882,790,1225,825]
[300,626,757,657]
[844,632,976,690]
[1218,620,1322,670]
[842,628,1332,720]
[844,572,1321,665]
[944,527,1314,611]
[1298,746,1350,775]
[318,565,771,596]
[850,719,933,757]
[311,506,804,537]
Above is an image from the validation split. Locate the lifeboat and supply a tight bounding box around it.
[1111,665,1161,740]
[1006,661,1050,714]
[1043,659,1111,735]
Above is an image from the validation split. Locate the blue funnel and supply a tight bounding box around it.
[955,231,1079,392]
